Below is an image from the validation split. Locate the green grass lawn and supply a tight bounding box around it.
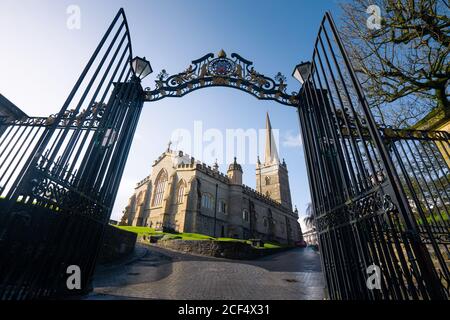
[416,211,449,225]
[114,225,284,249]
[115,226,157,237]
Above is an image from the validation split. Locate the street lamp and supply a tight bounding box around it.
[131,56,153,80]
[292,61,312,85]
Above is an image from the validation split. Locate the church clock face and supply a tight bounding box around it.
[208,58,235,76]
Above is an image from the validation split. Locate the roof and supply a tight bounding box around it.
[0,94,28,119]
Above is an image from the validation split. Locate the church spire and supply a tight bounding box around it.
[264,112,279,165]
[256,113,293,211]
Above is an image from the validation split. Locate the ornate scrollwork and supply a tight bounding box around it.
[28,164,107,221]
[30,171,68,207]
[144,50,299,106]
[315,189,397,233]
[2,102,107,129]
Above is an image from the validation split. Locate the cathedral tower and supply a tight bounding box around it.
[256,113,293,210]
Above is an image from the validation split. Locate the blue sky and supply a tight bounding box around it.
[0,0,342,229]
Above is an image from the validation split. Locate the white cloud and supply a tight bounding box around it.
[282,131,302,148]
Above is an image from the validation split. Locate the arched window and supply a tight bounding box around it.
[265,176,271,185]
[219,200,227,214]
[201,193,214,209]
[263,217,268,227]
[152,170,168,207]
[176,180,186,204]
[242,209,249,222]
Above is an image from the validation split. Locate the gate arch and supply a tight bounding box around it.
[144,50,299,106]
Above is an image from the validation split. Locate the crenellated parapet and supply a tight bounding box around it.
[176,162,196,169]
[243,184,282,209]
[196,162,230,183]
[242,184,297,218]
[136,175,151,188]
[152,151,174,167]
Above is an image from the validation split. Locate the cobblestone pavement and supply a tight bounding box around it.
[88,244,325,300]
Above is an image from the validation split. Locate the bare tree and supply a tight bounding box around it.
[339,0,449,127]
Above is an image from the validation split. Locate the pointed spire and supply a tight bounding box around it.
[264,112,280,165]
[213,159,219,172]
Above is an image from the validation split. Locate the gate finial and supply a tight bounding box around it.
[217,49,227,58]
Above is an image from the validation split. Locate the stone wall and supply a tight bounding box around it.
[156,239,290,260]
[98,225,137,264]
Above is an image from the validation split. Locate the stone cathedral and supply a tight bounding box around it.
[120,114,303,244]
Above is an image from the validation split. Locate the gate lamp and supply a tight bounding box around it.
[131,56,153,80]
[292,61,312,85]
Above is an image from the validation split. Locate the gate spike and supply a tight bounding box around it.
[217,49,226,58]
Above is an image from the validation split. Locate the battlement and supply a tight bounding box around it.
[152,150,174,167]
[176,153,197,169]
[136,175,151,188]
[242,184,296,217]
[242,184,281,207]
[176,162,196,169]
[196,162,230,183]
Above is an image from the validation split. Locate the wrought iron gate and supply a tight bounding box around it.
[298,12,449,300]
[0,9,144,299]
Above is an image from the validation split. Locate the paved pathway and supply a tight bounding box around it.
[87,244,325,300]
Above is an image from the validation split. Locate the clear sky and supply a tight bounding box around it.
[0,0,342,230]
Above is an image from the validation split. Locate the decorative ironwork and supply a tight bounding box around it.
[0,102,107,129]
[299,12,449,300]
[144,50,299,106]
[0,9,141,299]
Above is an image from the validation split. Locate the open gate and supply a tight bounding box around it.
[0,9,144,299]
[299,13,449,299]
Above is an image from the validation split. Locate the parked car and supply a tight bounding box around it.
[295,240,307,248]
